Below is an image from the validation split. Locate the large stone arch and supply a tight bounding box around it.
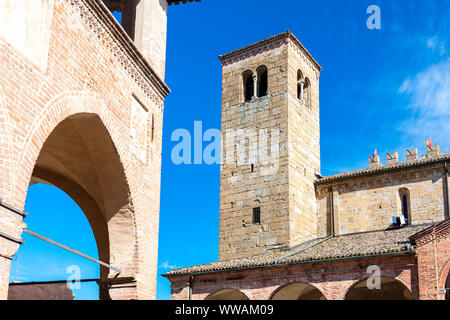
[270,282,326,300]
[344,277,413,300]
[9,91,140,299]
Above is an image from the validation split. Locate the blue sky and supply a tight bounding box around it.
[10,0,450,300]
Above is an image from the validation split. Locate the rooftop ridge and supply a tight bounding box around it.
[316,153,450,185]
[219,30,322,71]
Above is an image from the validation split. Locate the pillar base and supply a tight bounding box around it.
[99,276,137,300]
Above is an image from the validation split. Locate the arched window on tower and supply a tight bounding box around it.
[304,77,311,108]
[399,188,411,226]
[257,66,268,98]
[297,70,304,100]
[242,70,254,102]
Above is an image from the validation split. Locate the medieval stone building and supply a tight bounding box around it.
[164,31,450,300]
[0,0,199,300]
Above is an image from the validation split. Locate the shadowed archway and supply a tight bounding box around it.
[270,283,326,300]
[205,288,249,300]
[345,277,413,300]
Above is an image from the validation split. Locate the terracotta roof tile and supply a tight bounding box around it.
[164,224,432,276]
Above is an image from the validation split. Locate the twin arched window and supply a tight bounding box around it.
[297,70,311,108]
[242,66,268,102]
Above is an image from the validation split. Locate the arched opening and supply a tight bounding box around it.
[297,70,304,100]
[445,271,450,300]
[399,188,411,226]
[257,66,268,98]
[205,288,249,300]
[304,77,311,108]
[242,70,254,102]
[345,277,413,300]
[271,283,326,300]
[9,113,136,300]
[9,184,100,300]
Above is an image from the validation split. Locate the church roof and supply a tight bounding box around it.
[316,153,450,185]
[164,223,432,276]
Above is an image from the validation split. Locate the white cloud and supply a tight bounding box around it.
[159,260,178,270]
[426,36,447,56]
[398,58,450,151]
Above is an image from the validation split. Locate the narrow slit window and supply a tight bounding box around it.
[253,207,261,224]
[401,194,409,225]
[399,188,411,226]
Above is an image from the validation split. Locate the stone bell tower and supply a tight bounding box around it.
[218,31,322,261]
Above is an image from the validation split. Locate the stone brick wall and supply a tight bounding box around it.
[0,0,168,300]
[219,43,291,261]
[169,254,418,300]
[316,164,448,235]
[218,33,322,261]
[286,40,321,245]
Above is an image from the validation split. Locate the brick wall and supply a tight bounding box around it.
[412,219,450,300]
[0,0,168,300]
[169,254,418,300]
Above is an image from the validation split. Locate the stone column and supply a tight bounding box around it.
[133,0,168,79]
[169,278,191,300]
[116,0,168,79]
[299,81,304,100]
[252,75,257,98]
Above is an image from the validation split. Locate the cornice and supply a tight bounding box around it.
[410,219,450,247]
[72,0,170,105]
[219,30,322,73]
[316,154,450,186]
